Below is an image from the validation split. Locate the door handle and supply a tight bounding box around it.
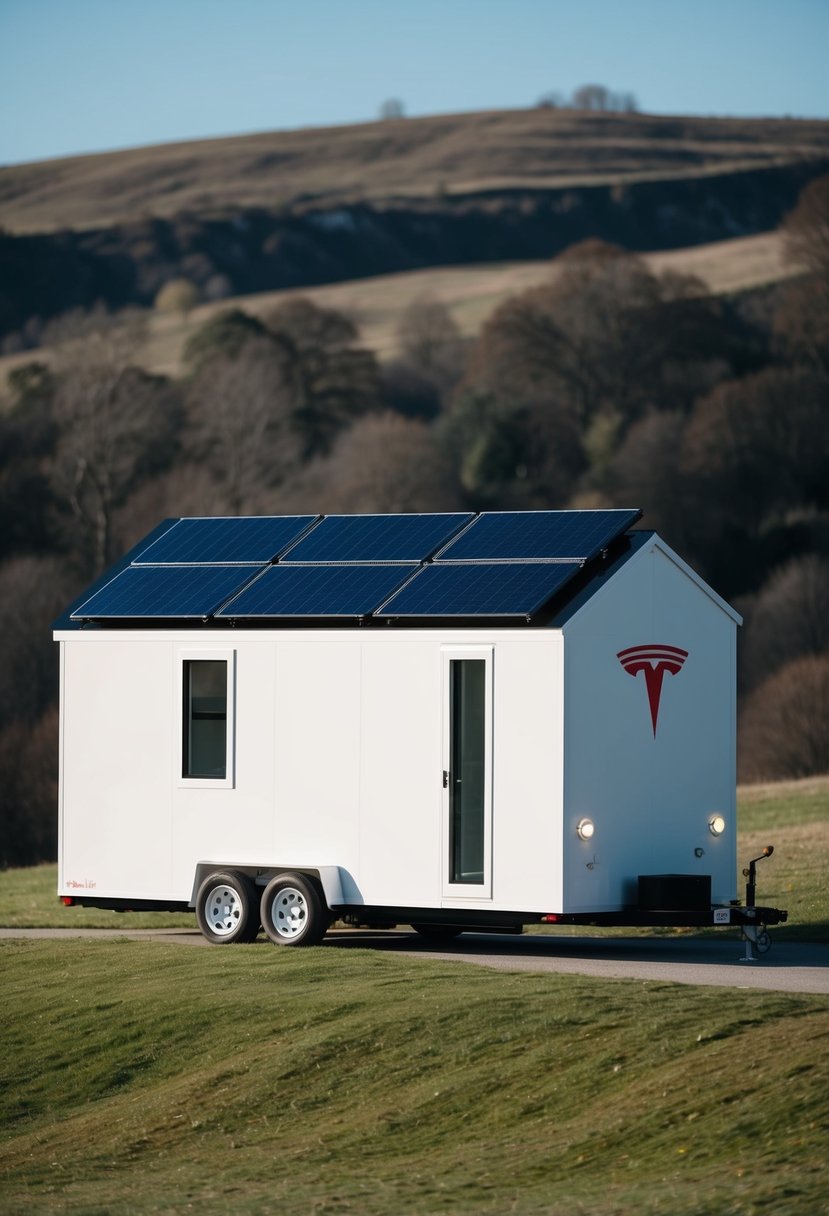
[442,770,449,788]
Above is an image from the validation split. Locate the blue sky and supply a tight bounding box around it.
[1,0,827,165]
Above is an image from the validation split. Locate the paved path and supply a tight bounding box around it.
[3,926,828,995]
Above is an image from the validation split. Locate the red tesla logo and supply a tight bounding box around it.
[617,644,689,737]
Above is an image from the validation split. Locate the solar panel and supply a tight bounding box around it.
[71,565,257,620]
[376,561,582,618]
[281,513,475,563]
[435,509,641,563]
[133,516,319,565]
[218,563,418,619]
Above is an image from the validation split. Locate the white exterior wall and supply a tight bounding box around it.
[561,539,738,911]
[57,539,738,920]
[57,629,565,914]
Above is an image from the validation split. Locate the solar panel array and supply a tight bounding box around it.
[70,510,641,623]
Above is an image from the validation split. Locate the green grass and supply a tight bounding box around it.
[737,778,829,943]
[1,939,828,1215]
[2,779,828,1212]
[0,864,193,929]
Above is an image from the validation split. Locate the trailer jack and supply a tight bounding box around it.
[738,845,776,962]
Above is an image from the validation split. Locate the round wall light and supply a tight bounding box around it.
[577,818,595,841]
[709,814,726,836]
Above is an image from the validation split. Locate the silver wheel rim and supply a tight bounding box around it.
[204,884,244,938]
[268,886,307,940]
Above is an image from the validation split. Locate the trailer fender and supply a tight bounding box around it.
[190,863,359,911]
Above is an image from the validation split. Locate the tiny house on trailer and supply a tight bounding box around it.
[54,510,786,948]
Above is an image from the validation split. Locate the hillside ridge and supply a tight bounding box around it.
[2,108,828,349]
[2,107,829,234]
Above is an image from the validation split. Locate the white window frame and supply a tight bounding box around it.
[441,646,494,900]
[177,648,236,790]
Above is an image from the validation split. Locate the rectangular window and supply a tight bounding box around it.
[183,659,228,779]
[449,658,486,884]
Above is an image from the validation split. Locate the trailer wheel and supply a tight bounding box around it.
[195,871,260,945]
[411,923,462,941]
[260,873,329,947]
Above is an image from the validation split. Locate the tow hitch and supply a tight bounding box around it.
[739,845,777,962]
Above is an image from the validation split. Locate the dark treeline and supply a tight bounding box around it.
[2,175,829,867]
[2,159,825,352]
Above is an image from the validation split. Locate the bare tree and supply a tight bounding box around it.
[680,367,829,536]
[276,413,464,514]
[0,705,58,866]
[187,339,300,513]
[50,312,182,574]
[570,85,638,113]
[783,173,829,286]
[738,653,829,781]
[379,98,405,120]
[396,296,465,389]
[0,555,75,727]
[593,410,689,541]
[739,556,829,693]
[773,278,829,375]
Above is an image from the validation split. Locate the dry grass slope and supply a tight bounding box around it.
[0,230,798,390]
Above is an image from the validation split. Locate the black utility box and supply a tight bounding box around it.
[638,874,711,911]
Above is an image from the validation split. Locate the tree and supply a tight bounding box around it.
[783,173,829,287]
[386,296,467,419]
[773,278,829,375]
[187,338,300,513]
[0,362,59,558]
[472,243,717,434]
[441,388,585,509]
[276,413,464,514]
[154,277,200,317]
[0,555,76,729]
[49,310,183,574]
[738,654,829,782]
[0,705,58,866]
[396,296,465,389]
[182,308,269,374]
[570,84,638,112]
[379,98,405,120]
[739,556,829,693]
[263,297,382,457]
[678,366,829,592]
[776,175,829,375]
[591,410,689,541]
[681,367,829,531]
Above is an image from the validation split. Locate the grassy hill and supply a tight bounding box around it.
[3,109,829,234]
[2,780,826,1211]
[2,939,827,1214]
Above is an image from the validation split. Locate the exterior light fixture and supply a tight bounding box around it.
[709,814,726,837]
[577,818,595,841]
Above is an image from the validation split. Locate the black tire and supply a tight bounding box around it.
[260,873,329,947]
[411,923,463,941]
[195,871,260,944]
